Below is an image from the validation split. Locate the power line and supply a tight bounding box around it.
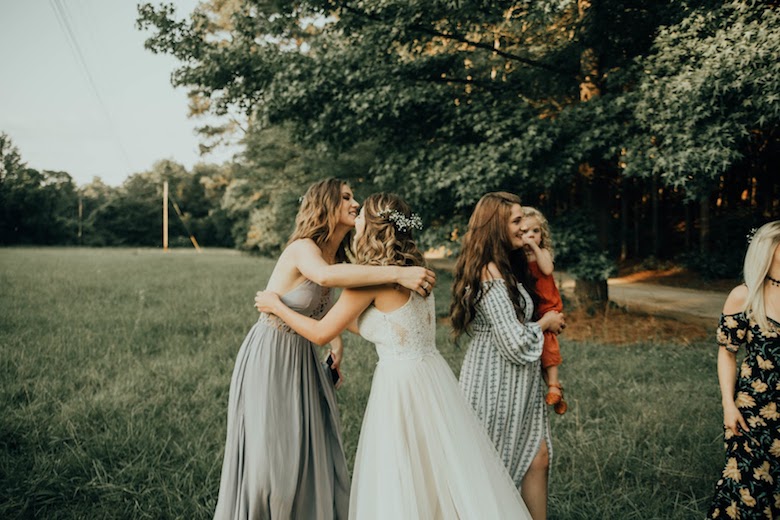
[48,0,134,171]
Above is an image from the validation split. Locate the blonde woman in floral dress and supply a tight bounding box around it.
[708,220,780,519]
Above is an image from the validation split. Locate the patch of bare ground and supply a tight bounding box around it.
[564,304,711,345]
[615,266,739,292]
[569,265,731,344]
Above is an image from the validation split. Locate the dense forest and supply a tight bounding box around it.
[2,0,779,282]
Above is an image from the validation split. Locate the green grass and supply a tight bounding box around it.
[1,248,725,519]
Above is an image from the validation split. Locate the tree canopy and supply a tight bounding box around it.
[135,0,780,279]
[3,1,778,282]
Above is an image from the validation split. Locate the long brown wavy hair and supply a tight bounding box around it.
[450,192,538,339]
[353,193,425,268]
[287,178,352,263]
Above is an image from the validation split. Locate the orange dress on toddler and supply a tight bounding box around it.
[528,260,566,413]
[528,261,562,367]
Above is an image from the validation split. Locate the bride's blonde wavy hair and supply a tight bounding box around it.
[288,178,352,263]
[353,193,425,268]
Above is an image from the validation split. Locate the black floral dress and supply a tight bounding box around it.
[708,312,780,520]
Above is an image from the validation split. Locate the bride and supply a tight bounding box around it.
[254,193,533,519]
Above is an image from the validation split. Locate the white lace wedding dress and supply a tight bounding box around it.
[351,292,532,519]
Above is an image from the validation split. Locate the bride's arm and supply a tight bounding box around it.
[291,239,436,296]
[255,287,375,346]
[345,318,360,335]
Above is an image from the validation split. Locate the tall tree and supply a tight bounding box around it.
[138,0,741,216]
[625,2,780,252]
[0,133,79,244]
[137,0,779,274]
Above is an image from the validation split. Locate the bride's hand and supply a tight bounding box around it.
[329,337,344,369]
[330,346,343,370]
[398,266,437,297]
[254,290,281,314]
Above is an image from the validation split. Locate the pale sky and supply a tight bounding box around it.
[0,0,239,186]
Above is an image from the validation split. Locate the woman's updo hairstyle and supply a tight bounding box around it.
[353,193,425,268]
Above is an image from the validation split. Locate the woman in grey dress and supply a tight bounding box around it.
[213,179,435,520]
[450,192,565,520]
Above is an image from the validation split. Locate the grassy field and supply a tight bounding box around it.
[1,248,726,519]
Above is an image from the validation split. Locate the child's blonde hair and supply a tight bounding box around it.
[521,206,555,262]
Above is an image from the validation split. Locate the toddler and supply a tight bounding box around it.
[520,207,567,414]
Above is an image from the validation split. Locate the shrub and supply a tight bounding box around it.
[552,211,617,282]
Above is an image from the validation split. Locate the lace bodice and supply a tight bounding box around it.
[257,279,333,334]
[358,292,438,361]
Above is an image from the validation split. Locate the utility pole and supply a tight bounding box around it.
[78,194,83,245]
[163,181,169,252]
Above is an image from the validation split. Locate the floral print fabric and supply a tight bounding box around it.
[709,312,780,519]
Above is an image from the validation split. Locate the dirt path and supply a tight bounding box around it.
[555,271,728,322]
[606,280,726,321]
[556,274,728,342]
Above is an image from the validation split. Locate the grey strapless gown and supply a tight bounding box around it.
[213,279,350,519]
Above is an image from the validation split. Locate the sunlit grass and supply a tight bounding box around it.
[1,247,724,519]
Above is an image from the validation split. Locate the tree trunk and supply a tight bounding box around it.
[576,0,609,306]
[684,201,692,251]
[699,193,710,254]
[619,178,628,261]
[633,191,641,257]
[575,279,609,311]
[651,172,660,257]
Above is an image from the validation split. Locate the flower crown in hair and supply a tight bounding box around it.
[378,209,423,232]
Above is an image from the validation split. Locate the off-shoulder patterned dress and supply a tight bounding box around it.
[458,279,550,487]
[708,312,780,519]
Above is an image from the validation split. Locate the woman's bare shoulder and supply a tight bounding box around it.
[285,238,318,254]
[480,262,503,282]
[723,284,748,314]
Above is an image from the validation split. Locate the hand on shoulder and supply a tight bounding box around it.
[723,284,748,314]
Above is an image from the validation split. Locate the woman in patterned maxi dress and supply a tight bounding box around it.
[213,180,435,520]
[450,192,566,520]
[708,221,780,519]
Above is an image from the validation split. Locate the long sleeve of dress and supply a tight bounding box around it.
[479,280,544,365]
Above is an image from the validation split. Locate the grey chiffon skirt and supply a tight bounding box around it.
[213,319,350,519]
